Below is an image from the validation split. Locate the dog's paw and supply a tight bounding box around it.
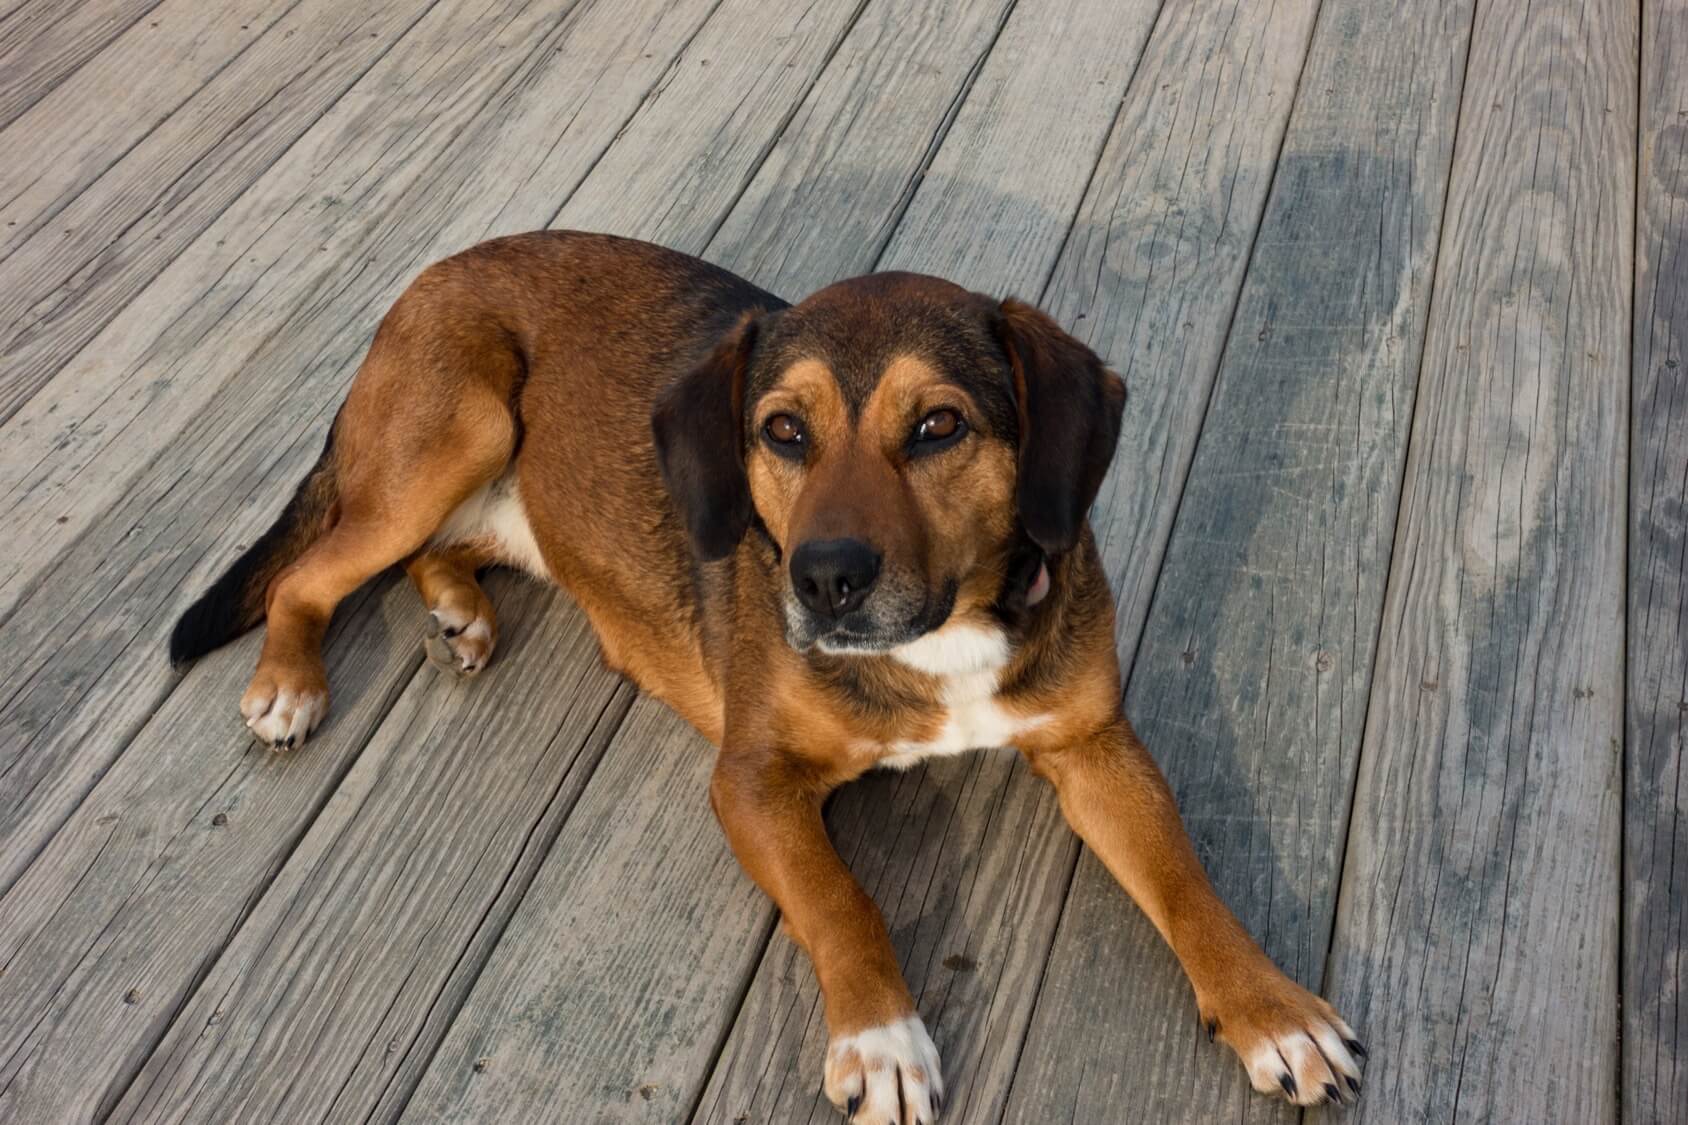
[423,605,495,676]
[240,665,328,750]
[1199,973,1365,1108]
[824,1016,943,1123]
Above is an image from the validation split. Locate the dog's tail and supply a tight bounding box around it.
[169,427,341,668]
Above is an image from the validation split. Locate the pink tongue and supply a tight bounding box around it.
[1026,560,1051,607]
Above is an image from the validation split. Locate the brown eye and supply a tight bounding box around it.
[764,413,804,446]
[913,408,964,446]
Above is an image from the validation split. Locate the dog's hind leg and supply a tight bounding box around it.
[242,334,519,748]
[406,541,499,676]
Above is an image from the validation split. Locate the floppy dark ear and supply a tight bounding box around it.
[995,297,1126,554]
[652,311,762,560]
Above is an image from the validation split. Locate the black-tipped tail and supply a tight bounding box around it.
[169,432,340,667]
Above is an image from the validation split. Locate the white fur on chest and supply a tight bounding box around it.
[877,623,1048,768]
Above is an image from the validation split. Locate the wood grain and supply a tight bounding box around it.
[0,0,441,416]
[0,0,727,894]
[0,0,309,258]
[109,580,633,1124]
[1626,0,1688,1118]
[0,0,162,129]
[399,698,776,1123]
[0,0,613,618]
[0,577,426,1121]
[1322,0,1636,1120]
[1004,0,1476,1118]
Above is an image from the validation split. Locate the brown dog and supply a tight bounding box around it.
[172,230,1364,1120]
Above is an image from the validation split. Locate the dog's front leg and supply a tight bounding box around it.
[711,749,942,1124]
[1024,716,1366,1108]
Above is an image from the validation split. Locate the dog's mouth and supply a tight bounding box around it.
[786,580,957,657]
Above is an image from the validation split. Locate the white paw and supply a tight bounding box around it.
[423,606,494,676]
[1205,982,1366,1107]
[824,1016,943,1123]
[240,675,328,750]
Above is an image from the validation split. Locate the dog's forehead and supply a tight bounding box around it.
[749,272,1013,423]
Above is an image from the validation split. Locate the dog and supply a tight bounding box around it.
[171,230,1365,1121]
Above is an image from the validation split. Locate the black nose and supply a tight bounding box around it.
[790,538,881,619]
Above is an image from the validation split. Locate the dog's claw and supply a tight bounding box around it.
[1280,1073,1297,1098]
[1324,1083,1340,1104]
[1346,1038,1368,1060]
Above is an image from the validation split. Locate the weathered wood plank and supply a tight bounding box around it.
[0,0,879,1117]
[0,578,425,1121]
[0,0,162,130]
[0,0,310,257]
[693,0,1175,1119]
[1320,0,1636,1119]
[0,0,443,415]
[1626,1,1688,1118]
[0,0,605,619]
[697,0,1017,296]
[0,0,722,892]
[1003,0,1476,1118]
[109,580,634,1124]
[399,697,776,1123]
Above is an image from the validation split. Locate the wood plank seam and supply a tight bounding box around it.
[988,0,1334,1107]
[332,682,641,1123]
[1310,0,1483,1025]
[0,0,170,131]
[0,0,314,266]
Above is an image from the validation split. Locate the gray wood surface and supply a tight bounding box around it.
[0,0,439,419]
[110,580,633,1124]
[0,0,160,129]
[0,0,734,1114]
[1626,1,1688,1118]
[0,0,723,892]
[1004,0,1475,1118]
[0,0,1663,1117]
[1322,0,1636,1119]
[0,0,614,611]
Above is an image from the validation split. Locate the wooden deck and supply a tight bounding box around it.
[0,0,1681,1120]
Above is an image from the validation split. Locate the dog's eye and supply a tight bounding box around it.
[763,413,805,448]
[911,408,965,451]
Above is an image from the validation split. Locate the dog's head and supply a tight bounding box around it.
[653,272,1124,655]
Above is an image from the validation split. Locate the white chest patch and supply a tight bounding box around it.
[878,622,1049,768]
[431,472,551,579]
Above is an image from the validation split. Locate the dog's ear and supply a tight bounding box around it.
[652,311,765,561]
[994,297,1126,554]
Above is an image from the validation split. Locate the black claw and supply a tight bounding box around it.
[1345,1038,1368,1060]
[1206,1019,1217,1043]
[1324,1083,1340,1104]
[933,1091,942,1114]
[443,625,462,638]
[1347,1075,1362,1096]
[1280,1073,1297,1097]
[847,1094,861,1118]
[284,735,296,749]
